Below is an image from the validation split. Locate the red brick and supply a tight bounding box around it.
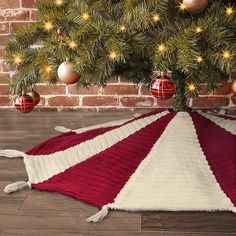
[156,98,174,108]
[34,85,66,95]
[231,72,236,80]
[68,85,99,95]
[0,85,10,95]
[232,96,236,105]
[21,0,40,8]
[0,9,30,21]
[102,85,138,95]
[0,96,11,106]
[140,85,151,95]
[192,96,229,108]
[200,82,232,95]
[0,48,4,59]
[0,60,11,72]
[10,22,31,33]
[0,35,11,46]
[0,74,9,84]
[0,0,20,9]
[82,96,118,106]
[120,97,154,107]
[30,9,38,20]
[36,96,45,106]
[0,23,9,34]
[48,96,79,107]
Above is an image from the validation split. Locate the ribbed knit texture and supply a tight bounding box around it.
[33,112,175,208]
[191,112,236,206]
[2,109,236,222]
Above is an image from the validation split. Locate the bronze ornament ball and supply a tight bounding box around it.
[182,0,209,14]
[231,79,236,96]
[57,58,80,85]
[28,89,40,106]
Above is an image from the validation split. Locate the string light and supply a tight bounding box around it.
[225,6,234,16]
[82,12,90,21]
[13,54,22,65]
[119,25,126,32]
[43,21,53,31]
[222,50,231,60]
[179,2,186,11]
[152,14,160,22]
[68,41,77,49]
[195,27,203,33]
[45,65,52,73]
[196,56,203,63]
[157,43,166,52]
[109,51,118,60]
[188,83,196,92]
[55,0,63,6]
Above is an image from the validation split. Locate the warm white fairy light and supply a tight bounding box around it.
[109,51,118,60]
[55,0,63,6]
[196,56,203,63]
[119,25,126,32]
[152,14,160,22]
[82,12,90,20]
[195,27,203,33]
[225,6,234,16]
[157,43,166,52]
[179,2,186,11]
[222,50,231,60]
[69,41,77,49]
[13,54,22,65]
[43,21,53,31]
[45,65,53,73]
[188,83,196,92]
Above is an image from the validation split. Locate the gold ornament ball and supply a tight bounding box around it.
[182,0,208,14]
[231,80,236,96]
[28,89,40,106]
[57,59,80,85]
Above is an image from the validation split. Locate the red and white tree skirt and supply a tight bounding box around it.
[1,110,236,222]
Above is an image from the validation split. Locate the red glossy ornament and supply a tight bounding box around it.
[28,89,40,106]
[150,73,175,100]
[14,93,34,113]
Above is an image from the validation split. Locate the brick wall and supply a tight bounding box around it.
[0,0,235,111]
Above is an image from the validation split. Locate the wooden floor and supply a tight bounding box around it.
[0,111,236,236]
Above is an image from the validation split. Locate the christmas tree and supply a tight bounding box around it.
[4,0,236,111]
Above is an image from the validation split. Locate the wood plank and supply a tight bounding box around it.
[141,212,236,233]
[2,229,236,236]
[0,182,27,214]
[1,110,236,234]
[19,193,100,215]
[0,213,140,231]
[0,159,27,181]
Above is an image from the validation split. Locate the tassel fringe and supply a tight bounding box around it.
[55,126,72,133]
[0,149,25,158]
[4,181,31,194]
[86,205,109,223]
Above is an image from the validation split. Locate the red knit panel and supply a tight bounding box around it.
[190,112,236,206]
[32,112,175,208]
[27,109,164,155]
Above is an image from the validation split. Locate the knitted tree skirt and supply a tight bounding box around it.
[1,110,236,222]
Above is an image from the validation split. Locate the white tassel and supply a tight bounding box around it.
[4,181,31,194]
[86,205,109,223]
[55,126,72,133]
[0,149,25,158]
